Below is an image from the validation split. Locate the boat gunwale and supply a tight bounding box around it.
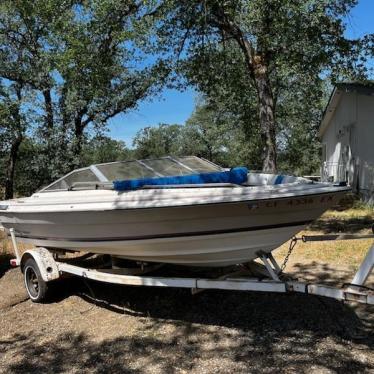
[0,187,350,214]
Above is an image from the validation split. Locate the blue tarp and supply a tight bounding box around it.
[113,167,248,191]
[274,175,285,185]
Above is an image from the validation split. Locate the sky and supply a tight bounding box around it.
[108,0,374,147]
[108,87,196,147]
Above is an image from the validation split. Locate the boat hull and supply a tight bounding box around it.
[0,190,345,266]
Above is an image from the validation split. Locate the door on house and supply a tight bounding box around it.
[348,124,359,191]
[321,143,326,179]
[340,144,349,182]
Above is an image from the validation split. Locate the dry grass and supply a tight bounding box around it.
[0,229,31,256]
[0,230,33,277]
[274,206,373,275]
[0,229,10,254]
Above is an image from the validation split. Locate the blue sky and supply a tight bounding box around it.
[108,87,196,147]
[108,0,374,147]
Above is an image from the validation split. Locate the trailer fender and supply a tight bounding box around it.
[20,248,60,282]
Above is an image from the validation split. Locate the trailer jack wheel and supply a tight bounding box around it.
[24,258,50,302]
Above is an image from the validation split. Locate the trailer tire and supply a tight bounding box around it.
[23,258,50,302]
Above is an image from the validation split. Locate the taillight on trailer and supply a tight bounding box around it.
[10,258,20,267]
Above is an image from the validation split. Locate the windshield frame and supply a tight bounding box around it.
[39,156,223,192]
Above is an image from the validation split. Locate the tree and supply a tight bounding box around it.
[182,100,262,168]
[155,0,373,172]
[183,105,220,162]
[0,81,27,199]
[133,124,184,158]
[276,78,330,175]
[0,133,133,198]
[0,0,167,183]
[82,135,132,165]
[131,100,262,170]
[13,137,47,197]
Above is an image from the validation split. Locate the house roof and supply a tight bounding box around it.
[319,81,374,137]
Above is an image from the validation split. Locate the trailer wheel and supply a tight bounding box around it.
[23,258,49,302]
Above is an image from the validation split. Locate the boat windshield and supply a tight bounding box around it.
[42,156,223,191]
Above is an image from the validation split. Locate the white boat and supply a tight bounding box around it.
[0,156,349,267]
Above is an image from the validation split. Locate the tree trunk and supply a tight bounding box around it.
[41,89,55,177]
[4,133,23,200]
[209,9,278,172]
[201,128,213,161]
[72,118,84,168]
[42,89,54,131]
[4,85,24,200]
[236,39,277,172]
[253,64,277,173]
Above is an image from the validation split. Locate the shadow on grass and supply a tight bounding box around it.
[28,267,374,340]
[310,215,374,234]
[61,274,373,342]
[1,323,373,374]
[293,261,354,285]
[2,281,374,373]
[1,271,373,373]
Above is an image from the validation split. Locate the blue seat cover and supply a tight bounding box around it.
[113,167,248,191]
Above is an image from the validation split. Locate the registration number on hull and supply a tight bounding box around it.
[247,195,334,210]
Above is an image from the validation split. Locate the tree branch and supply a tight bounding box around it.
[207,4,256,77]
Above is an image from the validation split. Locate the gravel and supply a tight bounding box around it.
[0,265,373,374]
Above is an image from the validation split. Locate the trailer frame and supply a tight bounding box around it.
[8,229,374,305]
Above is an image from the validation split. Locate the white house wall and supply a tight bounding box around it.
[356,93,374,198]
[322,89,374,201]
[323,92,356,180]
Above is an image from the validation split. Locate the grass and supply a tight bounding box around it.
[275,206,374,270]
[0,229,32,257]
[0,230,11,256]
[275,230,373,270]
[0,230,31,277]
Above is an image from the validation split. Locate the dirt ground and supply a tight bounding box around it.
[0,205,373,373]
[0,258,373,373]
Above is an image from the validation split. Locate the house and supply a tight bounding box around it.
[319,82,374,202]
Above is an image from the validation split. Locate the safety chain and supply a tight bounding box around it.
[280,236,299,273]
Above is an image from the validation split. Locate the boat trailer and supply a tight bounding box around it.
[8,228,374,305]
